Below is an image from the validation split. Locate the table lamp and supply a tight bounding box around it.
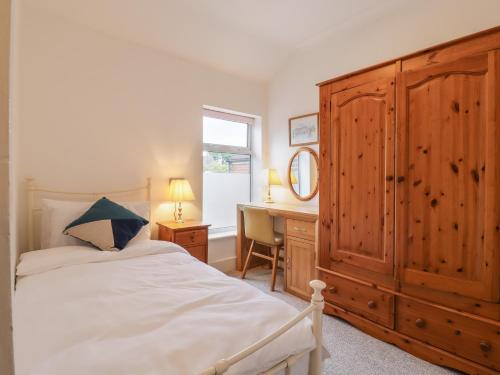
[168,178,195,223]
[264,168,282,203]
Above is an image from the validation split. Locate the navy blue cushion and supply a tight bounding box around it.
[63,197,149,251]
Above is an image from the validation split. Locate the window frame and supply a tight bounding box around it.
[202,108,254,232]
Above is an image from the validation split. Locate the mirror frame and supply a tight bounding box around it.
[287,146,319,201]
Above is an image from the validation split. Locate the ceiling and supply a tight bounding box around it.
[26,0,408,81]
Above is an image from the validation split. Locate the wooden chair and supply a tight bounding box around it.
[241,207,284,291]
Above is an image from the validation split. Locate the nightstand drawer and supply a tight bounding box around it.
[185,245,207,263]
[286,219,315,241]
[175,229,208,246]
[157,222,211,263]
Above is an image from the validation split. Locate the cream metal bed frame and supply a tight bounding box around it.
[26,178,326,375]
[199,280,326,375]
[26,178,152,251]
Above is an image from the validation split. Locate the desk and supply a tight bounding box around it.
[237,202,319,300]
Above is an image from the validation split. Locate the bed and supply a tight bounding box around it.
[14,179,326,375]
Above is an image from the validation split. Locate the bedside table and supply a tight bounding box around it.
[157,221,211,263]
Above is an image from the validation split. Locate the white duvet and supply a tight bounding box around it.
[14,240,315,375]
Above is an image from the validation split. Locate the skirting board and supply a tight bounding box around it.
[324,302,496,375]
[209,256,236,274]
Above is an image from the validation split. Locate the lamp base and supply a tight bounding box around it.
[174,202,185,223]
[264,190,274,204]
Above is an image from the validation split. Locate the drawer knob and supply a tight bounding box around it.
[328,286,337,294]
[367,300,377,309]
[415,318,426,328]
[480,341,491,352]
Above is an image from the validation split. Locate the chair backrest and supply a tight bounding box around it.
[243,207,275,246]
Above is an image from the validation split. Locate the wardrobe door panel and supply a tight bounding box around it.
[330,77,395,275]
[397,52,500,302]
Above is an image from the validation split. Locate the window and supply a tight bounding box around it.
[203,108,254,233]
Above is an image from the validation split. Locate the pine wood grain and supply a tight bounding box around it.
[396,52,499,302]
[324,302,499,375]
[397,297,500,370]
[330,71,396,276]
[321,271,394,328]
[319,27,500,374]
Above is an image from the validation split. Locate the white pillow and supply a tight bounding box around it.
[40,199,151,249]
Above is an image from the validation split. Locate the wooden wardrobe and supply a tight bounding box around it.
[318,26,500,374]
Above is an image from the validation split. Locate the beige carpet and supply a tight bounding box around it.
[229,267,459,375]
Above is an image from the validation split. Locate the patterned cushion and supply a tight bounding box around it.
[63,197,149,251]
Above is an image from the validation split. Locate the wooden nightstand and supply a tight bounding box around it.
[157,221,211,263]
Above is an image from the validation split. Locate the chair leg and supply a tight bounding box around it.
[270,246,280,291]
[241,240,255,279]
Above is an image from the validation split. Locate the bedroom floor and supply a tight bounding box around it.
[230,267,459,375]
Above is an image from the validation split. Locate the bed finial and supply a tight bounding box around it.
[213,359,230,374]
[309,279,326,302]
[309,279,326,375]
[26,177,34,190]
[146,177,152,202]
[27,178,35,251]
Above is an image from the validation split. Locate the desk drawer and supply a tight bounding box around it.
[286,219,315,241]
[175,229,207,246]
[321,272,394,328]
[397,297,500,370]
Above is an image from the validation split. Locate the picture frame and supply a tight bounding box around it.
[289,113,319,147]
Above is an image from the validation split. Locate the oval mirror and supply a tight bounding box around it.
[288,147,319,201]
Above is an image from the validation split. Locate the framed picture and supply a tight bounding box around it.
[289,113,319,147]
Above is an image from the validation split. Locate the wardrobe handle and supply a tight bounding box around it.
[480,341,491,352]
[415,318,426,328]
[367,300,377,309]
[328,286,337,294]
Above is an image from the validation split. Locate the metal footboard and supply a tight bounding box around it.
[198,280,326,375]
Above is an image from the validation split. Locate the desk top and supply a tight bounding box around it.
[237,202,318,220]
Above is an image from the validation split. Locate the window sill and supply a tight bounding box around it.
[209,230,237,240]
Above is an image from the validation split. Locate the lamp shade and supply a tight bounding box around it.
[267,169,282,186]
[168,178,195,202]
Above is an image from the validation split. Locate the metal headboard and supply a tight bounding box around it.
[26,178,152,251]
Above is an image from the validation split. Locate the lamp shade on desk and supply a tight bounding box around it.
[264,169,282,203]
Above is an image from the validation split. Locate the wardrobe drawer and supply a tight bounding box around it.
[321,272,394,328]
[175,229,207,246]
[397,297,500,370]
[286,219,315,241]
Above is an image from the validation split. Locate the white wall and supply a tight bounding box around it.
[0,0,14,372]
[11,0,500,273]
[267,0,500,207]
[12,3,267,269]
